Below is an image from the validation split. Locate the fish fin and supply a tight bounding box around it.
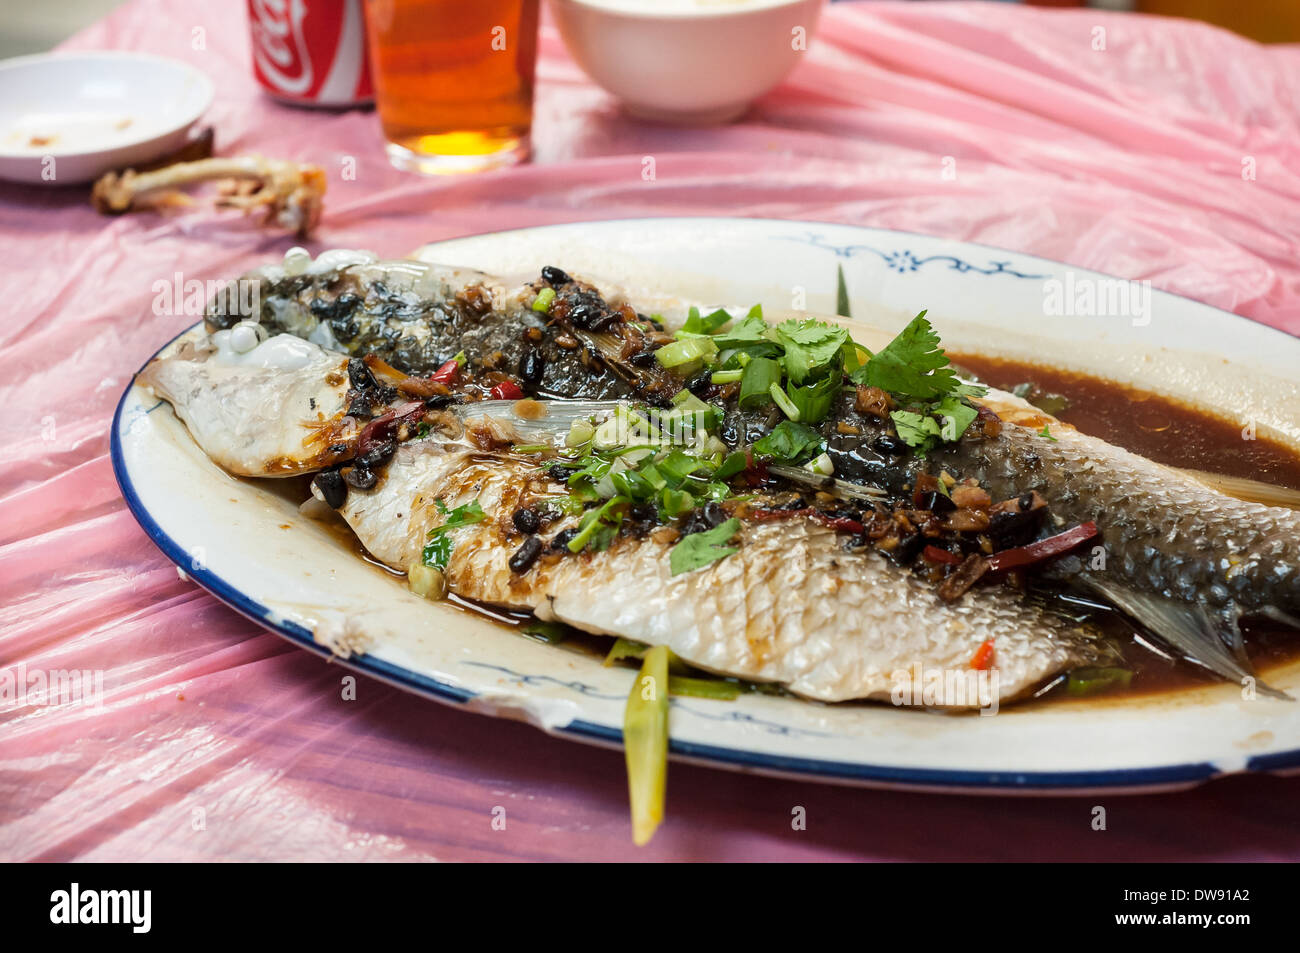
[1085,579,1292,701]
[1261,606,1300,631]
[454,399,621,440]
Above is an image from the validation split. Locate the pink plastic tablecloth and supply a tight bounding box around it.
[4,0,1300,862]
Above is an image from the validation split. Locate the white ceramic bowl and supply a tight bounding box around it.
[550,0,825,124]
[0,52,213,186]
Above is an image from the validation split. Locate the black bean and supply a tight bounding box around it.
[347,358,377,391]
[916,490,956,514]
[686,372,713,396]
[512,506,541,534]
[549,528,580,552]
[628,349,656,367]
[357,438,396,470]
[548,463,578,483]
[518,349,546,383]
[541,265,571,286]
[1019,493,1036,511]
[509,536,544,573]
[424,394,453,409]
[343,466,377,490]
[589,312,622,332]
[701,501,727,528]
[328,443,348,454]
[872,434,907,456]
[889,532,925,565]
[313,470,347,509]
[629,503,658,524]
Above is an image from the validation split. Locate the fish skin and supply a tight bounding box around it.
[205,251,639,400]
[334,440,1098,706]
[931,391,1300,620]
[137,338,355,477]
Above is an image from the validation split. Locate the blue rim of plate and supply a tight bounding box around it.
[110,219,1300,792]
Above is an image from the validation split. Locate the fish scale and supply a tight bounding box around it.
[931,392,1300,619]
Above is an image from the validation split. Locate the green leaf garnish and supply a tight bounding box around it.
[669,518,741,576]
[852,311,957,401]
[751,421,824,464]
[1039,424,1058,442]
[422,499,487,569]
[774,319,849,385]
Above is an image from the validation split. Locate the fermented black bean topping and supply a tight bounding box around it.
[541,266,571,286]
[512,506,541,534]
[508,536,544,574]
[343,466,377,490]
[357,438,397,470]
[313,470,347,509]
[519,349,545,384]
[347,357,377,391]
[549,527,580,552]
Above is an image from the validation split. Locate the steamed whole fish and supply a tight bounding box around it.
[135,332,1099,704]
[142,248,1300,703]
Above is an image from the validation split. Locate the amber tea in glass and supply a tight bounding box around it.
[363,0,539,174]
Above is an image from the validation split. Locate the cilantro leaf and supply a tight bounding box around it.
[751,421,824,464]
[1038,424,1058,442]
[933,396,979,442]
[422,499,487,568]
[853,311,958,400]
[890,410,942,451]
[774,320,849,385]
[670,518,741,576]
[422,534,453,571]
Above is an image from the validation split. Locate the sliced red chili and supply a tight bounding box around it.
[970,639,996,671]
[985,521,1099,573]
[923,545,962,565]
[489,381,525,401]
[812,513,865,534]
[430,358,460,383]
[357,400,425,453]
[749,508,862,534]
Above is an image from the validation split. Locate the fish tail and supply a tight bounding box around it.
[1085,579,1292,700]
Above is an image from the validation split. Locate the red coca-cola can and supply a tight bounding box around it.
[248,0,373,107]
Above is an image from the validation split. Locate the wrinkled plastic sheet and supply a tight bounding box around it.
[3,0,1300,861]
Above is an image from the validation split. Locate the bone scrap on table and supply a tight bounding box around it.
[91,155,326,237]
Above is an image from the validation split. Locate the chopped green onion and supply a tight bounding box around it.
[1066,667,1133,696]
[532,287,556,312]
[738,356,781,410]
[710,368,744,384]
[605,637,649,666]
[769,382,801,421]
[668,676,742,701]
[565,418,595,448]
[511,443,552,454]
[521,621,571,645]
[803,452,834,476]
[624,645,670,846]
[655,336,717,371]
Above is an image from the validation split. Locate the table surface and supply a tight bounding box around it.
[4,0,1300,862]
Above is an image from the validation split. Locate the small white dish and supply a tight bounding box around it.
[550,0,825,124]
[0,51,213,186]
